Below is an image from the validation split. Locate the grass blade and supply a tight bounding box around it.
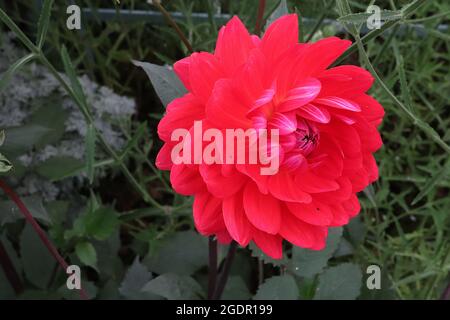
[0,53,36,91]
[85,124,96,184]
[36,0,54,48]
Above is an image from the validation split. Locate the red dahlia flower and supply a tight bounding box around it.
[156,14,384,259]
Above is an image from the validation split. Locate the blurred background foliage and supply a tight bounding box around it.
[0,0,449,300]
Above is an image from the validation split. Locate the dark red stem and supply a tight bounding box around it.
[0,240,24,295]
[212,241,238,300]
[207,236,218,299]
[0,179,88,300]
[255,0,266,36]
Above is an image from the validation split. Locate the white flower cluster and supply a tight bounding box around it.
[0,32,136,200]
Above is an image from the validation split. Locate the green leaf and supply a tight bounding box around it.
[314,263,362,300]
[144,231,208,276]
[222,276,251,300]
[85,124,96,184]
[36,0,54,48]
[142,273,203,300]
[20,224,55,289]
[290,227,343,278]
[265,0,289,29]
[0,53,35,91]
[28,96,68,148]
[61,45,88,109]
[132,60,187,107]
[249,241,288,266]
[84,207,119,241]
[254,275,299,300]
[119,257,159,300]
[35,156,84,181]
[0,195,51,226]
[346,217,366,247]
[75,241,97,268]
[2,124,52,156]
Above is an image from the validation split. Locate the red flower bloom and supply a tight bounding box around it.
[156,14,384,259]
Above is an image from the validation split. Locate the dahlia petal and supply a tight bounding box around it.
[277,78,321,112]
[313,177,353,204]
[268,112,297,135]
[252,114,268,130]
[349,167,370,193]
[297,103,331,123]
[251,228,283,259]
[173,56,192,90]
[158,94,204,142]
[216,229,233,244]
[333,112,356,124]
[214,16,254,75]
[268,171,312,203]
[282,150,308,171]
[310,134,344,179]
[199,164,246,198]
[193,192,225,235]
[222,192,252,246]
[318,65,374,97]
[170,164,205,195]
[261,14,298,63]
[247,87,275,115]
[292,37,352,80]
[286,201,333,226]
[363,153,379,183]
[319,121,361,158]
[352,116,383,152]
[296,171,340,193]
[155,143,173,170]
[236,164,269,194]
[189,52,224,104]
[206,79,252,129]
[243,182,281,234]
[352,94,385,126]
[329,204,351,227]
[342,194,361,218]
[315,96,361,112]
[279,211,326,249]
[279,134,297,152]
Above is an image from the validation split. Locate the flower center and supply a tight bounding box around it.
[295,119,319,156]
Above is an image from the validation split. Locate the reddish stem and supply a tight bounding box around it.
[0,240,24,295]
[255,0,266,36]
[0,179,88,300]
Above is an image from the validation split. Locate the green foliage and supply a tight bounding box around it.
[144,231,208,276]
[142,273,204,300]
[254,275,299,300]
[132,60,187,107]
[314,264,362,300]
[290,227,343,278]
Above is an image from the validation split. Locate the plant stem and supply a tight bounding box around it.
[152,0,194,53]
[0,240,24,295]
[212,241,237,300]
[207,236,218,299]
[255,0,266,36]
[258,258,264,286]
[0,180,88,300]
